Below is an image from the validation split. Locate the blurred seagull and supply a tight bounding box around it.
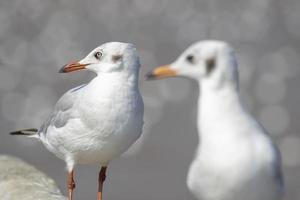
[10,42,144,200]
[146,40,284,200]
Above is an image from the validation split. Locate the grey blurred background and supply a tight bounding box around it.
[0,0,300,199]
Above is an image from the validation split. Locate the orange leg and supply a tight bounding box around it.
[67,170,76,200]
[97,166,107,200]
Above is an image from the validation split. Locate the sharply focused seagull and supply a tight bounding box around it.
[146,40,284,200]
[11,42,144,200]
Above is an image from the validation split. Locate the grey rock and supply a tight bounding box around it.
[0,155,66,200]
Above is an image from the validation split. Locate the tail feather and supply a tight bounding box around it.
[10,128,38,136]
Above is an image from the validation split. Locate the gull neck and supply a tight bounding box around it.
[197,82,245,142]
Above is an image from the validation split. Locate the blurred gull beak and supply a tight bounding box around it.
[59,61,89,73]
[146,65,177,80]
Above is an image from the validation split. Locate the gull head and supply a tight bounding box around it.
[146,40,239,89]
[60,42,140,75]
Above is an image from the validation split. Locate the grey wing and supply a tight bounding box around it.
[271,143,285,193]
[257,121,284,193]
[38,84,86,136]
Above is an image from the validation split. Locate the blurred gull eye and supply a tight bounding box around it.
[186,54,195,64]
[94,52,103,60]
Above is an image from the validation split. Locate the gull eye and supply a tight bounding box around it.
[94,51,103,60]
[186,54,195,64]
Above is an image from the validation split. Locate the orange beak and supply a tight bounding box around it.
[146,65,177,80]
[59,61,89,73]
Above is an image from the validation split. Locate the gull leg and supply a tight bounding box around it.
[67,170,76,200]
[97,166,107,200]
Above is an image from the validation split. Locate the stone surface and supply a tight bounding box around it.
[0,155,66,200]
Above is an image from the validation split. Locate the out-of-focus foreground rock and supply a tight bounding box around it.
[0,155,66,200]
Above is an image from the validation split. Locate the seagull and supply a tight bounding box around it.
[146,40,284,200]
[10,42,144,200]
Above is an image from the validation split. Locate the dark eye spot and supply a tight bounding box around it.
[186,54,195,64]
[206,57,216,74]
[94,52,102,60]
[112,54,122,62]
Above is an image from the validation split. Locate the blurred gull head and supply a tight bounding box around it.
[146,40,239,90]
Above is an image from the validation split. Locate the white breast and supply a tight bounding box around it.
[187,87,283,200]
[187,130,282,200]
[42,75,144,166]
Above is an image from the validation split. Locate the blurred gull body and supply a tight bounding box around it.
[11,42,144,200]
[147,40,284,200]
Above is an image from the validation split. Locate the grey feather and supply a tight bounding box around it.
[38,84,86,136]
[272,143,285,192]
[260,124,285,193]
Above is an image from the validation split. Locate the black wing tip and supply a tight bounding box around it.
[10,131,23,135]
[10,128,38,136]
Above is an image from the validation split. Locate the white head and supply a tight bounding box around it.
[60,42,140,75]
[147,40,239,90]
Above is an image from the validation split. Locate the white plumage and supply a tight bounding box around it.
[147,40,284,200]
[12,42,144,200]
